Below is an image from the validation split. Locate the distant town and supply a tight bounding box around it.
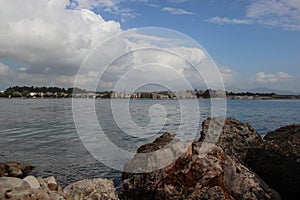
[0,86,299,100]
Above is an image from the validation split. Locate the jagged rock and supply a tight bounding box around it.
[64,178,119,200]
[122,133,277,200]
[199,117,262,162]
[136,132,179,153]
[0,161,35,178]
[246,124,300,200]
[123,132,187,176]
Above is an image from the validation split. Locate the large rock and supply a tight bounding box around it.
[199,117,262,162]
[245,124,300,200]
[64,178,119,200]
[0,161,35,178]
[122,132,278,200]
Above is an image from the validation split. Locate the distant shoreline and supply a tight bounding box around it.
[0,96,299,100]
[1,86,299,100]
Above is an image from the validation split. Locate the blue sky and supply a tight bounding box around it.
[99,0,300,90]
[0,0,299,92]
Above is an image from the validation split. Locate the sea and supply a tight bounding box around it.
[0,98,299,189]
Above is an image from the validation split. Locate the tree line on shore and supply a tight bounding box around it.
[0,86,111,98]
[0,86,280,99]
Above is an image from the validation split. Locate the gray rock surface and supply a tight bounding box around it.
[199,117,262,162]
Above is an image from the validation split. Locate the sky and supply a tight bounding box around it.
[0,0,299,92]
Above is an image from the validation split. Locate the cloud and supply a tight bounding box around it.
[69,0,119,9]
[219,66,234,83]
[0,0,121,74]
[162,7,194,15]
[207,0,300,30]
[246,0,300,30]
[0,0,123,89]
[0,63,12,76]
[207,16,253,25]
[256,71,292,83]
[69,0,137,20]
[0,0,224,91]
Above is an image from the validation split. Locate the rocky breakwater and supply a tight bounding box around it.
[1,118,298,200]
[121,131,278,200]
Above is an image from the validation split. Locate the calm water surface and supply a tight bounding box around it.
[0,99,299,188]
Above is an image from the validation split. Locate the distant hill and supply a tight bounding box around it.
[249,88,299,95]
[226,86,299,95]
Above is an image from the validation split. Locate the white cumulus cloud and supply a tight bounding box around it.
[0,0,224,91]
[0,0,121,74]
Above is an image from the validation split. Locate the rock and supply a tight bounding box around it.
[245,124,300,200]
[199,117,262,162]
[44,175,57,185]
[64,178,119,200]
[47,182,58,191]
[136,132,179,153]
[0,173,118,200]
[1,187,67,200]
[123,132,188,176]
[36,176,48,188]
[23,175,40,189]
[0,161,35,178]
[0,176,69,200]
[44,176,59,190]
[0,177,30,191]
[0,175,119,200]
[122,133,277,200]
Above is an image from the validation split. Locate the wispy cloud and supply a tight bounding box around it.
[207,0,300,30]
[256,72,292,83]
[162,7,193,15]
[169,0,189,3]
[69,0,121,9]
[219,66,234,84]
[207,16,253,25]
